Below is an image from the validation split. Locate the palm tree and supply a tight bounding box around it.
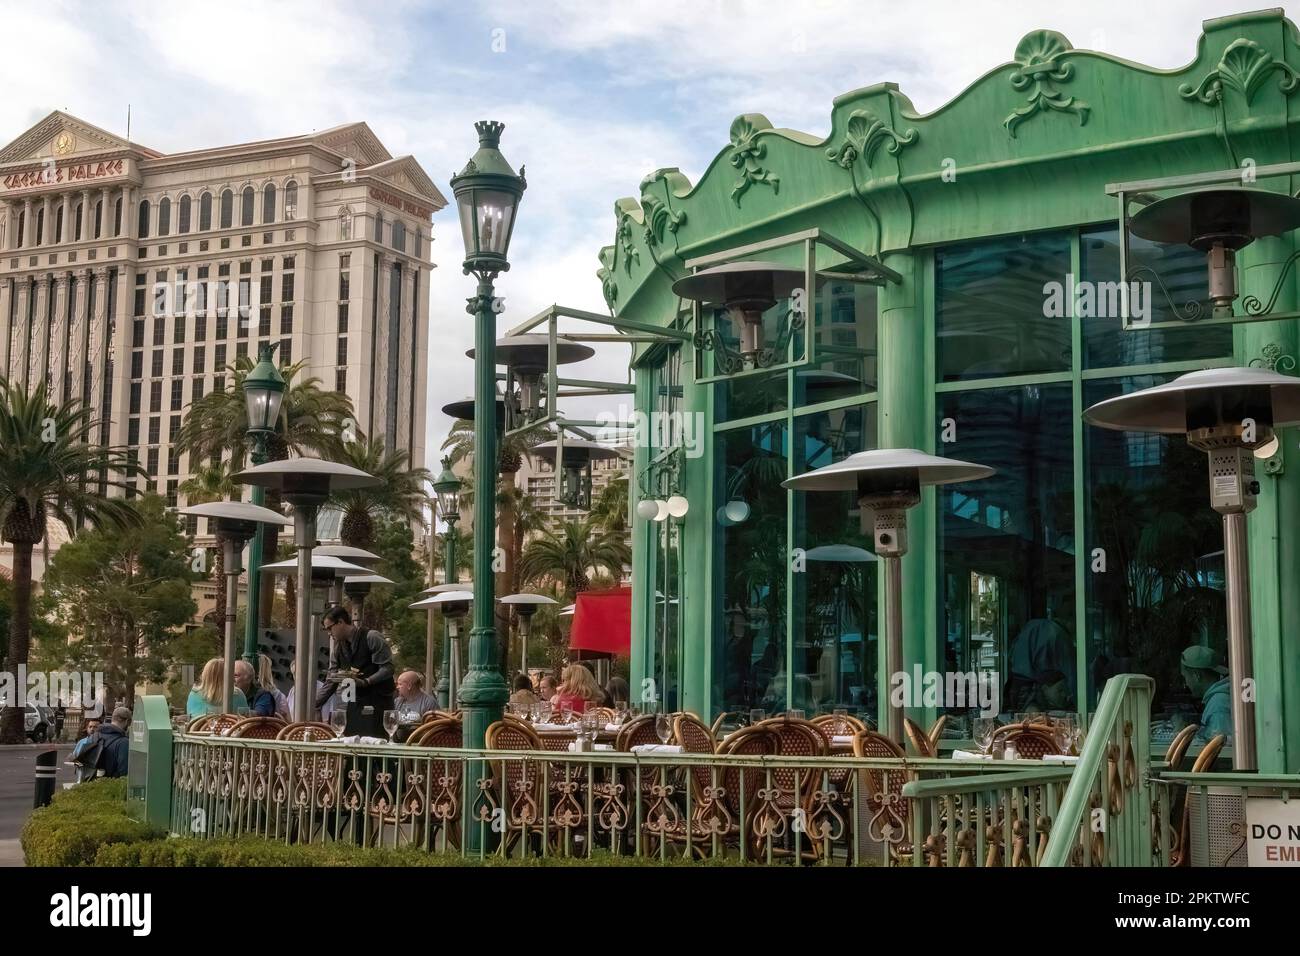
[0,380,142,743]
[178,460,239,625]
[328,434,430,551]
[518,518,631,595]
[589,473,629,534]
[175,354,353,626]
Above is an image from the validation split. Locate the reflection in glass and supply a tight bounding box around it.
[937,384,1075,720]
[1083,376,1226,736]
[1080,227,1227,369]
[796,281,878,406]
[649,351,683,712]
[936,232,1072,382]
[791,405,878,718]
[713,421,788,717]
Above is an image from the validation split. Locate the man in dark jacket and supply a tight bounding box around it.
[96,707,132,778]
[316,606,395,737]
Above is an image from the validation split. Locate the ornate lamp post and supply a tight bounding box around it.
[240,343,286,664]
[450,121,525,791]
[783,448,994,742]
[180,501,290,712]
[432,457,464,706]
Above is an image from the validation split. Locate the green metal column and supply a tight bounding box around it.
[680,347,710,717]
[435,517,458,708]
[241,444,267,665]
[460,277,508,849]
[1236,233,1300,773]
[874,250,927,731]
[629,369,651,706]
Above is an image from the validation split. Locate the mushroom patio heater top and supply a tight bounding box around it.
[234,458,380,721]
[783,448,994,742]
[534,437,621,509]
[673,260,806,370]
[180,501,291,712]
[1129,188,1300,317]
[1083,365,1300,770]
[499,593,559,678]
[314,544,382,606]
[467,334,595,429]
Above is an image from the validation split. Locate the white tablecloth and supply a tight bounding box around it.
[631,744,683,754]
[567,742,614,752]
[952,749,992,761]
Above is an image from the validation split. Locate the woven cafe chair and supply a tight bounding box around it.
[226,716,286,739]
[186,714,216,734]
[903,717,938,758]
[1171,733,1226,867]
[485,718,548,853]
[810,713,868,739]
[642,712,736,857]
[1004,727,1061,759]
[206,713,242,736]
[852,729,911,860]
[989,722,1025,751]
[750,717,828,859]
[405,717,463,850]
[716,725,779,859]
[588,706,616,724]
[1165,724,1199,772]
[276,721,337,742]
[926,715,949,752]
[710,711,739,737]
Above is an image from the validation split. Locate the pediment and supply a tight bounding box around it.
[0,111,152,165]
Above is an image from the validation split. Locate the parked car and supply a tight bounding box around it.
[24,704,54,742]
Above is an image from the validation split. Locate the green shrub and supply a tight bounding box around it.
[27,778,748,867]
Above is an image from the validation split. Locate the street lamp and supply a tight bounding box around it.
[432,457,463,706]
[1083,365,1300,770]
[240,343,286,665]
[783,448,994,742]
[234,458,380,722]
[179,501,290,712]
[411,586,473,709]
[450,119,525,782]
[499,593,558,679]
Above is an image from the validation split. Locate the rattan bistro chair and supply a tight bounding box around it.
[852,729,911,860]
[1165,724,1199,772]
[185,714,216,734]
[1003,727,1060,759]
[926,715,949,752]
[227,716,286,739]
[903,717,937,758]
[1171,733,1226,867]
[205,713,242,736]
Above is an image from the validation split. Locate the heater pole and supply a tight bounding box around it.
[222,537,241,713]
[1222,511,1256,771]
[293,507,317,723]
[881,553,904,743]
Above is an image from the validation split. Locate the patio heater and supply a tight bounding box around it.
[179,501,291,712]
[1083,366,1300,770]
[672,260,805,371]
[1128,187,1300,318]
[313,544,381,608]
[467,333,594,431]
[341,572,394,626]
[783,449,994,742]
[411,586,473,707]
[499,593,559,679]
[534,437,621,510]
[234,459,381,722]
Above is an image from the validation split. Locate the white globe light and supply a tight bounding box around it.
[635,499,660,521]
[666,495,689,517]
[724,498,750,523]
[1253,434,1281,460]
[653,500,671,522]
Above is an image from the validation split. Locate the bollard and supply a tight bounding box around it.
[33,749,57,808]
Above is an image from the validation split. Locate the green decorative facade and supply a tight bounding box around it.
[600,9,1300,773]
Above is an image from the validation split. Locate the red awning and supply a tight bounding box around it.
[569,587,631,656]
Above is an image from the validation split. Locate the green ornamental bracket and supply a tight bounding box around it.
[1181,37,1300,106]
[728,114,781,205]
[1003,30,1091,137]
[825,108,918,170]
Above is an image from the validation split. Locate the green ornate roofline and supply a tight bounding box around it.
[597,8,1300,354]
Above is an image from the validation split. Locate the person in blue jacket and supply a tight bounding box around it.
[1180,645,1232,745]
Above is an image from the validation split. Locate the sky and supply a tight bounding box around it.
[0,0,1282,515]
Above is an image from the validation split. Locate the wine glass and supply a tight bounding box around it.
[330,707,347,737]
[655,713,672,746]
[972,717,996,755]
[790,709,806,721]
[382,710,399,742]
[832,708,848,737]
[561,704,574,725]
[749,708,765,726]
[539,702,552,724]
[614,700,628,726]
[1055,717,1078,755]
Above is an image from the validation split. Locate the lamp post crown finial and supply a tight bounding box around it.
[475,120,505,148]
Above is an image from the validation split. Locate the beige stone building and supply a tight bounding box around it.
[0,111,445,567]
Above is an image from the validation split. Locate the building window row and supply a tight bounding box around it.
[137,181,300,239]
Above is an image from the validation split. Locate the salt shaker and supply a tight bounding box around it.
[1004,740,1019,761]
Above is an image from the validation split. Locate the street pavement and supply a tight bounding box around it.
[0,744,76,865]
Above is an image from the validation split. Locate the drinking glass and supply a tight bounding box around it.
[330,707,347,736]
[655,713,672,746]
[1055,717,1078,755]
[790,709,806,721]
[530,703,541,723]
[561,705,574,725]
[382,710,399,742]
[614,700,628,726]
[749,708,765,726]
[832,708,848,737]
[972,717,996,755]
[539,702,552,724]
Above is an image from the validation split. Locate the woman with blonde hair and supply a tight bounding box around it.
[186,658,248,718]
[257,654,291,720]
[552,663,601,715]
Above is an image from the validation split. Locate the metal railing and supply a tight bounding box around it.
[169,736,1053,865]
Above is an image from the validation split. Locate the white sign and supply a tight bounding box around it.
[1246,796,1300,865]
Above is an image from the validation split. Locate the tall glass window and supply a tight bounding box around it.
[262,183,277,224]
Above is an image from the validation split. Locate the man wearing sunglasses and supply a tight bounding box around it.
[316,606,395,738]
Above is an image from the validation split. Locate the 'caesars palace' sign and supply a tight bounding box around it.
[2,158,127,192]
[368,186,433,221]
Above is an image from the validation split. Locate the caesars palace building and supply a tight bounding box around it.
[0,111,444,553]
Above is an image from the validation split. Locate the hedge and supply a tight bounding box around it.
[24,780,745,867]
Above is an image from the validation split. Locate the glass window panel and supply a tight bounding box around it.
[712,288,804,422]
[713,419,788,718]
[795,280,877,407]
[1080,226,1229,369]
[936,231,1072,382]
[1083,375,1227,735]
[790,403,878,718]
[937,383,1076,723]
